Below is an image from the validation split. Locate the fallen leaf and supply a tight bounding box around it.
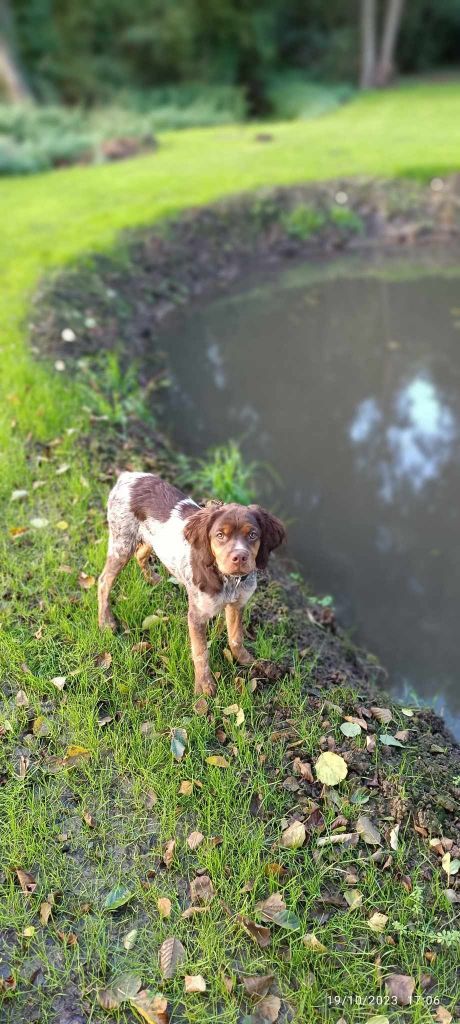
[184,975,206,994]
[57,930,78,945]
[435,1007,453,1024]
[366,734,376,753]
[206,755,230,768]
[11,489,28,501]
[159,936,185,979]
[190,874,214,904]
[356,815,382,846]
[223,647,233,663]
[157,897,172,919]
[23,925,35,938]
[179,781,194,796]
[187,831,204,851]
[340,721,361,737]
[395,729,409,742]
[32,715,51,737]
[315,750,348,786]
[293,758,314,782]
[40,901,52,925]
[30,517,49,529]
[142,613,168,628]
[255,995,281,1022]
[390,824,400,851]
[365,1018,389,1024]
[401,708,414,718]
[384,973,415,1005]
[123,928,138,950]
[51,675,66,690]
[131,989,169,1024]
[368,912,388,933]
[170,728,187,761]
[16,869,37,894]
[65,744,90,761]
[104,885,134,911]
[302,933,327,952]
[78,571,95,589]
[371,707,392,725]
[344,889,363,910]
[56,520,69,530]
[95,651,112,669]
[181,905,208,919]
[255,893,286,921]
[83,810,96,828]
[380,733,404,748]
[237,915,271,947]
[15,689,29,707]
[240,974,274,997]
[131,642,152,653]
[193,697,208,716]
[264,862,288,879]
[162,840,176,869]
[317,833,356,847]
[280,820,306,849]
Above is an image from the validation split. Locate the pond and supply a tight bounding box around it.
[158,245,460,739]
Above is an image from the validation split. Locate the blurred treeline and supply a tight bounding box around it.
[3,0,460,110]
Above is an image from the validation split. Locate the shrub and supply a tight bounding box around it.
[267,75,354,121]
[177,442,258,505]
[282,203,326,240]
[328,205,364,233]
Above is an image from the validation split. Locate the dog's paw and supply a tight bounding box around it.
[194,676,216,698]
[234,646,254,667]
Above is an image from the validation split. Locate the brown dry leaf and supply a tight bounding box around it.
[98,986,121,1011]
[366,734,376,753]
[435,1007,453,1024]
[384,973,416,1006]
[162,840,176,869]
[145,789,158,808]
[39,901,52,925]
[317,833,356,847]
[240,973,274,997]
[395,729,409,742]
[280,820,306,849]
[131,641,152,653]
[16,869,37,895]
[370,706,393,725]
[78,571,96,590]
[356,815,382,846]
[255,892,286,923]
[95,651,112,669]
[157,897,172,919]
[187,831,204,851]
[255,995,281,1022]
[15,689,29,707]
[190,874,214,904]
[264,862,288,879]
[179,780,194,796]
[159,936,185,979]
[194,697,209,716]
[130,989,169,1024]
[292,758,314,782]
[181,906,208,919]
[223,647,233,663]
[368,912,388,933]
[184,975,206,994]
[237,914,271,948]
[344,714,368,730]
[83,810,96,828]
[57,930,78,945]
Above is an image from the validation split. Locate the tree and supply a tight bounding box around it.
[0,0,33,100]
[360,0,406,89]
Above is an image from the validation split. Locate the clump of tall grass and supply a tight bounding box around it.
[177,442,258,505]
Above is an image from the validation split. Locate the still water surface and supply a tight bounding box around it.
[158,248,460,738]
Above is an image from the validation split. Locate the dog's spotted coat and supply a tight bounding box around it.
[98,472,285,695]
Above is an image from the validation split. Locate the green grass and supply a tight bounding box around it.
[1,80,460,1020]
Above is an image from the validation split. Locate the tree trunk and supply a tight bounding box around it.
[376,0,405,86]
[360,0,377,89]
[0,0,33,102]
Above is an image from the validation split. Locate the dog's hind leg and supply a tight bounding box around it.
[135,542,162,585]
[98,475,139,629]
[98,551,132,630]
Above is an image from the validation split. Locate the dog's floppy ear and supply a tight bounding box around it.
[249,505,286,570]
[183,507,222,594]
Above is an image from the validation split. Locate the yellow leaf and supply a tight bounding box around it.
[280,820,306,849]
[184,975,206,994]
[157,897,172,919]
[315,751,348,786]
[65,745,90,759]
[206,755,230,768]
[302,933,327,952]
[368,912,388,932]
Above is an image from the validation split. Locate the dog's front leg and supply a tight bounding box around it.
[225,604,254,667]
[188,605,216,697]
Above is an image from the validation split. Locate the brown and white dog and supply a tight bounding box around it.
[98,472,285,695]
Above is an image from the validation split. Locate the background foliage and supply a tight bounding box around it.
[7,0,460,109]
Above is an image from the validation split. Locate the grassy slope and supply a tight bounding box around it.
[1,82,460,1022]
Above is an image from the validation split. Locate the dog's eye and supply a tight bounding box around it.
[215,531,225,541]
[249,530,258,541]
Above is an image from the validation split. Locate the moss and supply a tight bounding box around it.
[282,202,327,239]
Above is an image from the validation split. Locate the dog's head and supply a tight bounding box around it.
[183,502,286,592]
